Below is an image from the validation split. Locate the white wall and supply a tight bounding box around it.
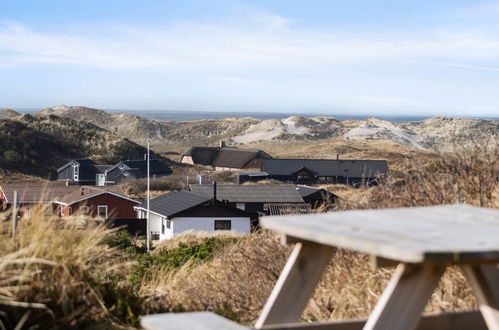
[162,217,251,240]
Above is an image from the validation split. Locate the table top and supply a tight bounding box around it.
[260,204,499,263]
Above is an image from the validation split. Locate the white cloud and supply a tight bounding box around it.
[1,11,499,72]
[440,62,499,72]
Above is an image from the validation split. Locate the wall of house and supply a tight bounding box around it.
[63,193,138,219]
[180,156,194,165]
[137,210,162,237]
[170,216,251,238]
[242,157,265,170]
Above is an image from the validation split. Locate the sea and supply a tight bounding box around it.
[15,108,497,123]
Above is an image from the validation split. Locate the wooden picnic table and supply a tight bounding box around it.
[141,204,499,330]
[256,204,499,330]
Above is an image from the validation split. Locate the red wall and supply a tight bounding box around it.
[61,193,138,219]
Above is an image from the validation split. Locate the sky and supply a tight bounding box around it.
[1,0,499,117]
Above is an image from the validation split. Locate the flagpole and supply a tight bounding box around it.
[146,139,151,253]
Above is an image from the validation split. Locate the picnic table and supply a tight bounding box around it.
[141,204,499,330]
[256,204,499,330]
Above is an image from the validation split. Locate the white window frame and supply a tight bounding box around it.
[97,205,108,218]
[80,206,90,214]
[73,164,79,181]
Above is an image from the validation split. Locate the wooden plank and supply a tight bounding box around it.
[141,311,250,330]
[461,264,499,329]
[260,204,499,263]
[363,262,446,330]
[255,241,334,328]
[259,310,485,330]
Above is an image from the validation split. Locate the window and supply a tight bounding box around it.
[161,219,165,234]
[166,220,171,229]
[80,206,90,214]
[97,205,108,218]
[68,207,72,216]
[214,220,231,230]
[236,203,245,210]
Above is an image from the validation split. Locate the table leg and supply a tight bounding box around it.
[363,262,446,330]
[461,264,499,330]
[255,240,334,328]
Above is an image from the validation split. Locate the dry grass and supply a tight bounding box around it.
[0,209,138,329]
[138,230,478,326]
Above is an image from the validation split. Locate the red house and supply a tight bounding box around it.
[54,186,139,219]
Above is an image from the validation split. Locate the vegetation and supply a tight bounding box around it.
[1,141,497,328]
[0,115,167,178]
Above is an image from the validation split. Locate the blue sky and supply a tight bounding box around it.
[1,0,499,116]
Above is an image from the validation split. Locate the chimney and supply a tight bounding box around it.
[213,181,217,203]
[219,140,226,148]
[81,187,84,196]
[337,154,339,160]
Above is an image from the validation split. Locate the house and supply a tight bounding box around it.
[105,160,172,184]
[189,183,309,214]
[0,185,83,217]
[57,159,107,186]
[134,190,254,241]
[296,185,338,208]
[54,186,139,219]
[57,158,171,185]
[181,142,272,171]
[260,159,389,185]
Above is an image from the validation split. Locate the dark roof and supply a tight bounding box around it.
[0,185,124,204]
[107,160,171,180]
[212,148,272,168]
[57,159,99,173]
[183,147,272,168]
[94,165,113,172]
[262,159,389,178]
[239,172,269,177]
[190,184,305,203]
[296,185,337,199]
[136,190,212,217]
[55,186,136,205]
[184,147,220,165]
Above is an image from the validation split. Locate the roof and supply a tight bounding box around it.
[183,146,272,168]
[0,185,124,204]
[212,148,271,168]
[295,185,324,198]
[94,165,113,172]
[183,147,220,165]
[239,172,269,177]
[55,186,137,205]
[136,190,212,217]
[57,159,99,173]
[190,184,305,203]
[262,159,389,178]
[108,159,171,176]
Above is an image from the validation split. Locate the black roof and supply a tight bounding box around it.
[183,146,272,168]
[184,147,220,165]
[296,185,337,199]
[108,160,171,177]
[212,148,272,168]
[262,159,389,178]
[137,190,211,217]
[190,184,305,203]
[57,159,99,173]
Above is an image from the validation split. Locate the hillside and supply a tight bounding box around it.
[36,105,499,151]
[39,105,257,146]
[0,114,163,178]
[0,108,20,119]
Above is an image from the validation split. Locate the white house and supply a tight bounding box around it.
[134,190,253,241]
